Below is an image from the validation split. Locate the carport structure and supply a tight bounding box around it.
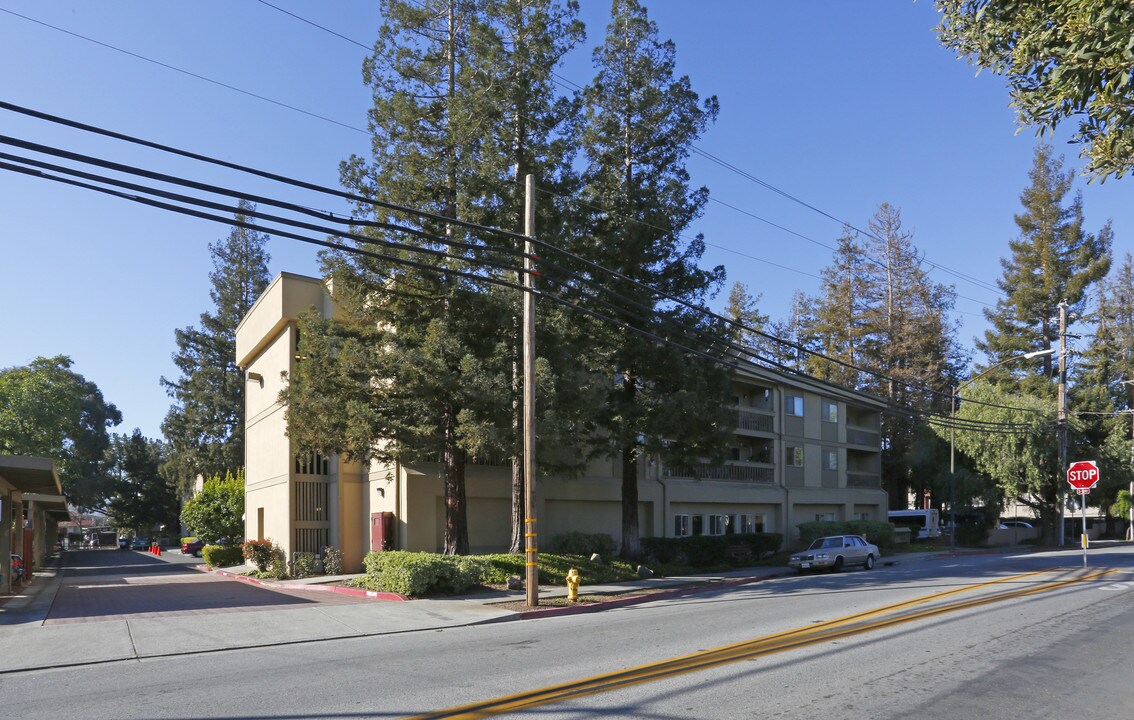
[1,455,65,595]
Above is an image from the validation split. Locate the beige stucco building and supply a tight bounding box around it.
[1,456,67,595]
[236,272,888,572]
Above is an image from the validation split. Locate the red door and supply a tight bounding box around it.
[370,512,395,552]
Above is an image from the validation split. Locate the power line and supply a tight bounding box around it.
[0,7,370,136]
[0,102,1050,419]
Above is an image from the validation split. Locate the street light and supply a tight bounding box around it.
[949,348,1056,546]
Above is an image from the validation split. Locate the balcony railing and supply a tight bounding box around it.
[847,472,881,489]
[846,427,880,448]
[664,461,775,484]
[735,407,774,434]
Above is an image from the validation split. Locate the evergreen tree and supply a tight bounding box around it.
[0,355,121,509]
[858,203,965,507]
[290,0,544,555]
[763,292,816,372]
[961,144,1111,541]
[977,144,1111,391]
[161,200,271,492]
[1073,253,1134,527]
[724,281,770,361]
[105,430,179,537]
[805,228,870,389]
[576,0,731,558]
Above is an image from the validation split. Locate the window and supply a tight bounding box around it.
[674,514,691,537]
[691,515,704,536]
[708,515,728,535]
[786,446,804,467]
[737,513,763,533]
[730,446,741,462]
[815,512,836,522]
[786,395,804,416]
[822,400,838,423]
[823,449,838,470]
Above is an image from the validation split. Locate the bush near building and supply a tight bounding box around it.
[641,533,784,567]
[202,543,243,568]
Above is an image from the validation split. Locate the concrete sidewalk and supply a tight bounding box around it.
[0,546,948,675]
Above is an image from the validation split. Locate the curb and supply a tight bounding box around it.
[201,566,408,602]
[513,572,787,620]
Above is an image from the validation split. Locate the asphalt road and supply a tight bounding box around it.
[2,545,1132,719]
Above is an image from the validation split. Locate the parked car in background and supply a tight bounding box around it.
[999,520,1034,529]
[129,537,150,550]
[181,539,206,557]
[118,537,130,550]
[788,535,880,573]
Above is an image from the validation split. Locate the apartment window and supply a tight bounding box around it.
[737,513,763,534]
[708,515,728,535]
[786,395,804,416]
[674,514,691,537]
[730,446,742,462]
[823,449,838,471]
[815,512,836,522]
[822,401,838,423]
[786,446,804,467]
[692,515,704,536]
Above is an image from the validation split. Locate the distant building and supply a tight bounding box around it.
[236,273,887,572]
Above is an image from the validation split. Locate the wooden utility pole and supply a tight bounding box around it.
[1057,301,1068,546]
[523,174,539,607]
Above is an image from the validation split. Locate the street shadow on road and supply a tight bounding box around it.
[44,549,321,624]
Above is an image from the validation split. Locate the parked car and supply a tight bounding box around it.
[788,535,880,573]
[130,537,150,550]
[10,554,24,581]
[118,537,130,550]
[181,539,206,557]
[999,520,1034,529]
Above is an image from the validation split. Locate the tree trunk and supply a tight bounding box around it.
[620,443,641,560]
[442,405,469,555]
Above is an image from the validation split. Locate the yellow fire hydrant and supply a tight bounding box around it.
[565,568,581,603]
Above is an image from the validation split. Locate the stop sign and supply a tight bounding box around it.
[1067,460,1100,490]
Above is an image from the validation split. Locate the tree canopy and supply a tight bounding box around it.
[936,0,1134,180]
[180,469,245,543]
[0,355,121,509]
[105,429,179,537]
[161,200,271,491]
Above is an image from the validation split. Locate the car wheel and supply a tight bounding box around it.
[864,554,875,570]
[831,556,844,573]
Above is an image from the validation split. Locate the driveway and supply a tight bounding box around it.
[43,548,374,625]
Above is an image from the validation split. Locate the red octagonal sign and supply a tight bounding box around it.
[1067,460,1100,490]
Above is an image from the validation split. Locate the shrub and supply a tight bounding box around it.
[322,546,342,575]
[290,552,316,578]
[796,520,895,550]
[359,551,485,596]
[243,539,276,571]
[267,549,288,580]
[640,533,784,567]
[202,542,243,568]
[546,532,617,557]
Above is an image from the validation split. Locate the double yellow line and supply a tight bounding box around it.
[409,567,1116,719]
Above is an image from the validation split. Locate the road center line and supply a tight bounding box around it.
[408,568,1116,719]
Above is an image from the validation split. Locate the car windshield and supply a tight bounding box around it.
[809,537,842,550]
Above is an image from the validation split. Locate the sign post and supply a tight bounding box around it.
[1067,460,1100,567]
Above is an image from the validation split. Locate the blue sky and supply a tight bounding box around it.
[1,1,1129,442]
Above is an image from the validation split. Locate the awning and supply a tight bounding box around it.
[0,456,64,496]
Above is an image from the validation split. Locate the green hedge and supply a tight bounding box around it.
[545,532,617,557]
[360,551,486,597]
[202,543,244,568]
[796,520,895,550]
[640,533,784,567]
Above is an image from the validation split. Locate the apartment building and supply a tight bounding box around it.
[236,272,887,572]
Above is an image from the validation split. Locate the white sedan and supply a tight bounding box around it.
[788,534,880,573]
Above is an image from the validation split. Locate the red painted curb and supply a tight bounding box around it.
[196,565,408,601]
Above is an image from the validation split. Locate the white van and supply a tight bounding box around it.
[888,509,940,539]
